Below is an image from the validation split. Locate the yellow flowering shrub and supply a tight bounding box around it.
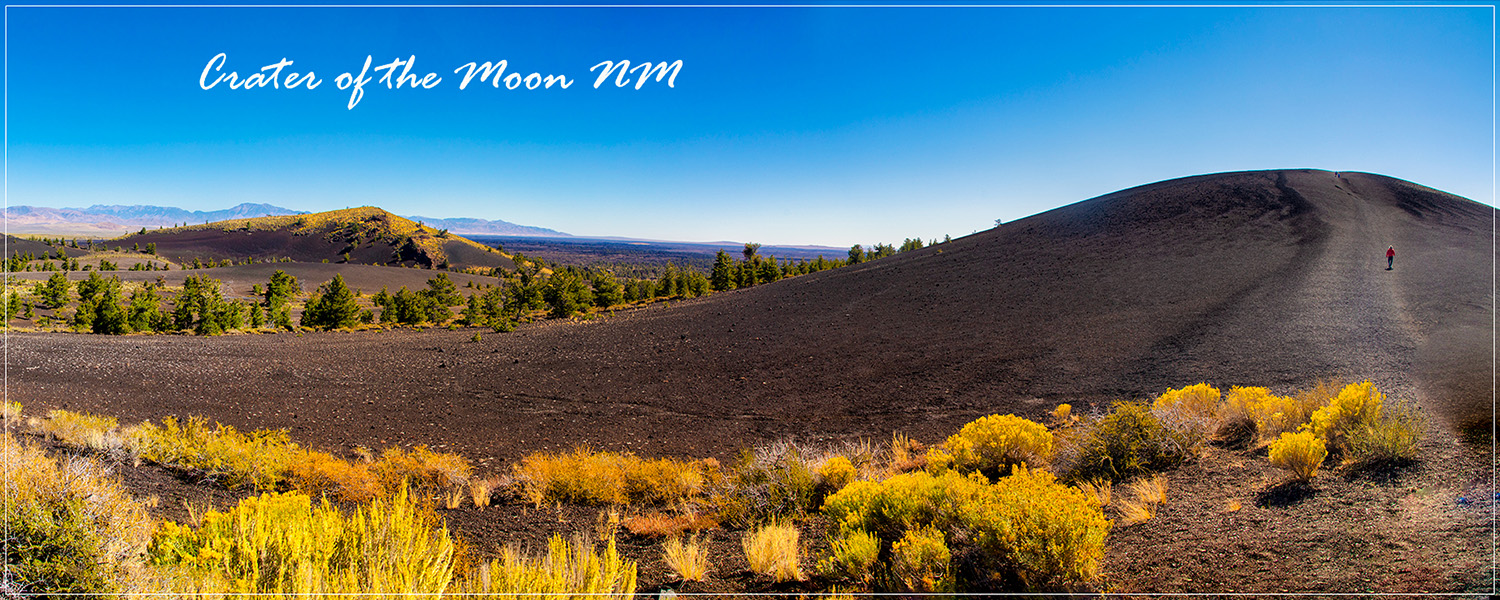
[1268,431,1327,481]
[148,486,454,595]
[131,416,298,490]
[1151,383,1222,452]
[514,447,705,506]
[927,414,1053,476]
[823,466,1109,591]
[1304,381,1384,443]
[890,526,953,593]
[818,455,858,492]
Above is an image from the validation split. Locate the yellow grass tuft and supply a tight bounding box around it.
[742,522,804,582]
[469,476,503,508]
[1116,475,1169,526]
[663,535,711,582]
[1075,477,1112,507]
[455,534,637,598]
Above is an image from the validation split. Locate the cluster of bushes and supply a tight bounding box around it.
[148,487,457,595]
[1261,381,1423,480]
[512,447,710,506]
[8,379,1424,594]
[30,411,477,507]
[6,406,634,597]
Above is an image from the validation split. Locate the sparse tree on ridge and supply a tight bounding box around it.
[710,249,736,292]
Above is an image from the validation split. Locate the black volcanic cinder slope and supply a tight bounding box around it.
[7,169,1492,461]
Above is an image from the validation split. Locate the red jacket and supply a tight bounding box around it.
[1386,247,1395,258]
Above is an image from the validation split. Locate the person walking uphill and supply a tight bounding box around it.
[1386,246,1395,270]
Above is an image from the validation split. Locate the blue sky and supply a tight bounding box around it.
[5,5,1493,246]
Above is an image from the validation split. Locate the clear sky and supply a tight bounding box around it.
[5,4,1494,246]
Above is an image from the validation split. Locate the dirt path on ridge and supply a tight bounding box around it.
[1103,171,1492,594]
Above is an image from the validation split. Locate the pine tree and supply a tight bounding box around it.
[34,272,70,308]
[128,286,163,332]
[543,268,593,318]
[591,270,625,308]
[710,249,736,292]
[847,245,865,265]
[301,274,361,330]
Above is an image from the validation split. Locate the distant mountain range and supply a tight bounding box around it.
[404,216,569,237]
[4,203,569,238]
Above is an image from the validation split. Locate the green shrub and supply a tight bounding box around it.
[149,486,454,595]
[3,435,156,594]
[823,466,1110,591]
[1345,399,1424,468]
[926,414,1053,477]
[713,442,821,527]
[818,528,881,583]
[1060,401,1185,482]
[1268,431,1327,481]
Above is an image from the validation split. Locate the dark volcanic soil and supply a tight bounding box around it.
[6,169,1494,593]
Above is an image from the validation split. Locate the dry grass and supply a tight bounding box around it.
[514,447,706,506]
[663,535,711,582]
[2,434,158,594]
[622,510,718,538]
[1076,478,1112,507]
[1116,475,1169,526]
[35,409,128,454]
[454,534,637,598]
[470,476,504,508]
[887,432,927,474]
[3,400,22,428]
[742,522,804,582]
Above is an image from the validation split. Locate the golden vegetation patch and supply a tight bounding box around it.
[2,435,158,595]
[742,522,804,582]
[453,534,637,598]
[148,486,454,595]
[513,447,707,506]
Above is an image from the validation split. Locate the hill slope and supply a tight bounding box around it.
[116,207,515,271]
[12,169,1490,454]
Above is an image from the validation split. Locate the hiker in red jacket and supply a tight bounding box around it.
[1386,246,1395,270]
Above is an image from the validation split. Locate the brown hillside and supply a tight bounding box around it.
[117,207,514,271]
[11,169,1493,593]
[12,169,1490,458]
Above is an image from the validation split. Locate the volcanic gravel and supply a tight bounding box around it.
[6,169,1494,593]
